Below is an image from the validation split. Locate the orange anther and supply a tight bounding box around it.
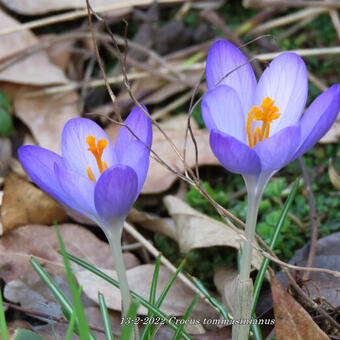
[246,97,280,148]
[86,135,108,181]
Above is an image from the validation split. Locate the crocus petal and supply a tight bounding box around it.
[118,140,150,195]
[294,84,340,159]
[61,118,116,179]
[115,106,152,159]
[255,52,308,134]
[205,40,257,113]
[202,85,247,143]
[94,165,138,224]
[54,162,97,220]
[210,130,261,174]
[253,125,301,172]
[18,145,67,204]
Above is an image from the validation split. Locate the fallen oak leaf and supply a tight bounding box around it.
[271,275,329,340]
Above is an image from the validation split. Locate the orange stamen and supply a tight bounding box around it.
[246,97,280,148]
[86,135,108,182]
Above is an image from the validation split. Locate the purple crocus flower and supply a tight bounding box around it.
[18,106,152,228]
[202,40,340,184]
[202,40,340,340]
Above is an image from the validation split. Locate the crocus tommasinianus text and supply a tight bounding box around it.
[18,106,152,230]
[202,40,340,189]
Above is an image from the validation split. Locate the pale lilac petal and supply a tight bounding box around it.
[206,40,257,113]
[210,130,261,174]
[61,118,116,180]
[255,52,308,134]
[115,106,152,159]
[253,126,301,172]
[118,140,150,195]
[18,145,67,204]
[294,84,340,159]
[94,165,138,223]
[202,85,247,143]
[54,162,97,220]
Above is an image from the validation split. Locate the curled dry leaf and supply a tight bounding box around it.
[164,196,263,270]
[13,88,80,153]
[0,10,68,85]
[0,224,139,282]
[1,174,67,234]
[76,264,219,319]
[271,275,329,340]
[105,114,218,193]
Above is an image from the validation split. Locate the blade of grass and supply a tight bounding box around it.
[250,179,299,340]
[141,260,185,340]
[191,277,230,321]
[98,293,114,340]
[172,296,198,340]
[55,226,91,340]
[120,300,139,340]
[144,255,161,340]
[64,251,192,340]
[65,308,77,340]
[0,289,8,340]
[30,257,97,340]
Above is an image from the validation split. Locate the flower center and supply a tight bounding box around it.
[86,135,108,182]
[246,97,280,148]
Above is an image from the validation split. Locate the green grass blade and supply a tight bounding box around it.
[191,276,230,321]
[65,309,76,340]
[141,260,185,340]
[172,296,198,340]
[64,252,192,340]
[0,289,8,340]
[143,255,161,340]
[98,293,114,340]
[252,179,299,313]
[55,226,91,340]
[120,300,139,340]
[30,257,96,340]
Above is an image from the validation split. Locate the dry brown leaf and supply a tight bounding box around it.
[320,114,340,143]
[271,275,329,340]
[0,137,11,176]
[105,115,218,193]
[76,264,219,319]
[213,268,239,317]
[164,196,263,269]
[0,0,131,15]
[13,88,80,153]
[0,10,68,85]
[127,208,176,239]
[0,224,139,282]
[1,174,67,234]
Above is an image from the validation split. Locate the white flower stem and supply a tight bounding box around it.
[232,174,266,340]
[105,223,132,317]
